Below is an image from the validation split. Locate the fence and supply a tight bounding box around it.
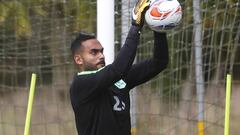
[0,0,240,135]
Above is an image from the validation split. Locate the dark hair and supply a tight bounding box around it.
[71,32,96,55]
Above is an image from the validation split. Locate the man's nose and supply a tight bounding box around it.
[99,52,105,59]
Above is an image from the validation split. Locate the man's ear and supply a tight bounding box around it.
[74,54,83,65]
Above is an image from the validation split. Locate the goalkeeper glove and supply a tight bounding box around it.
[132,0,150,28]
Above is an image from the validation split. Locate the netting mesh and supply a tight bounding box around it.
[0,0,240,135]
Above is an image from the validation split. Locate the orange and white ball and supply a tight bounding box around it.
[145,0,182,31]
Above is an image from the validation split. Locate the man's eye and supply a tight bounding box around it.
[91,50,97,55]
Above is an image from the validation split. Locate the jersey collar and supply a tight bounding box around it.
[77,67,105,75]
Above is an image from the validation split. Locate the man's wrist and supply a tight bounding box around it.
[154,31,166,38]
[130,25,142,35]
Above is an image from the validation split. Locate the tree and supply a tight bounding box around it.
[0,0,97,88]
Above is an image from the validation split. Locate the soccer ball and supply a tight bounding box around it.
[145,0,182,32]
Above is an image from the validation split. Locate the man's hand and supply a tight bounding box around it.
[132,0,150,28]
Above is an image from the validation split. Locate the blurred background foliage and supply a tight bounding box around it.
[0,0,239,134]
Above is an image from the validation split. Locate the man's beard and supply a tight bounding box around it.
[82,59,105,71]
[83,63,98,71]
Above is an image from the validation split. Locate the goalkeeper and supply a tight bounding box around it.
[70,0,169,135]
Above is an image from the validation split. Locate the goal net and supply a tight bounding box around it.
[0,0,239,135]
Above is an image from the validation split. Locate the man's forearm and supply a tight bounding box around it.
[153,32,169,65]
[111,25,141,77]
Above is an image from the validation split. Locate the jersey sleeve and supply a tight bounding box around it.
[124,32,169,89]
[70,25,141,105]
